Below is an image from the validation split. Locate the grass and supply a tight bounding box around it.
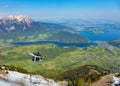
[59,65,109,86]
[0,43,120,78]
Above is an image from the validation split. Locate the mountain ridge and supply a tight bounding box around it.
[0,15,89,43]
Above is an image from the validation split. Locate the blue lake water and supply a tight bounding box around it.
[12,41,97,47]
[80,28,120,41]
[12,28,120,47]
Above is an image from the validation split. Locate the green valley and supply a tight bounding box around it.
[0,43,120,78]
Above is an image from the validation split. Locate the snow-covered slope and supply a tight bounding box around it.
[2,15,33,24]
[0,15,33,32]
[0,70,67,86]
[0,80,19,86]
[112,76,120,86]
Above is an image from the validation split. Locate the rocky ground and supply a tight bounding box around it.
[92,75,114,86]
[0,67,119,86]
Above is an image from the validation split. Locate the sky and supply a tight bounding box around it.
[0,0,120,20]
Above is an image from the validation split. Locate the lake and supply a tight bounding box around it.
[80,28,120,41]
[12,41,97,47]
[12,28,120,47]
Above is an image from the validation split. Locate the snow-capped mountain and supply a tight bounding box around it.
[1,15,33,25]
[0,15,33,32]
[0,15,74,42]
[0,15,70,33]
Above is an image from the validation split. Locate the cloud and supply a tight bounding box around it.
[0,5,8,8]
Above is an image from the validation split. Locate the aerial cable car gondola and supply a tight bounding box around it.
[29,52,43,62]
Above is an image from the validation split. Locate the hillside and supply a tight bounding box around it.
[0,68,67,86]
[0,43,120,78]
[0,65,110,86]
[0,15,89,43]
[59,65,109,86]
[108,39,120,48]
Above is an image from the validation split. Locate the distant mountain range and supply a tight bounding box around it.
[0,15,89,43]
[0,15,32,32]
[0,15,71,33]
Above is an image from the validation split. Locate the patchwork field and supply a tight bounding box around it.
[0,43,120,78]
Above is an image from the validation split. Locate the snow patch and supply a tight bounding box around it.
[0,71,64,86]
[112,76,120,86]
